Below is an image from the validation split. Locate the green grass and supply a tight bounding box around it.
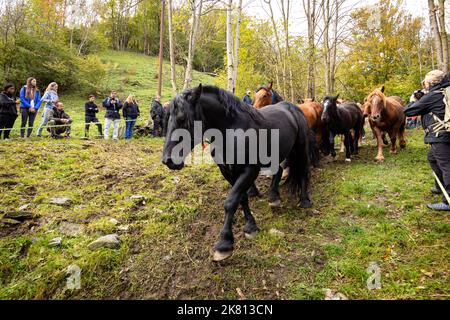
[0,129,448,300]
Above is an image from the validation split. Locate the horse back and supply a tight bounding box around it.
[386,96,406,122]
[299,101,321,130]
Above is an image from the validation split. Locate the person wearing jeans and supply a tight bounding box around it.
[19,77,41,137]
[37,82,58,137]
[123,94,140,140]
[103,91,122,140]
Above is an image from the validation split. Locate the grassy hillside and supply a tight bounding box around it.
[9,50,215,139]
[0,129,448,299]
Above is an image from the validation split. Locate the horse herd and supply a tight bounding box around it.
[162,83,407,261]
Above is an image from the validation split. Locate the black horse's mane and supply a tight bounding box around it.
[201,85,264,122]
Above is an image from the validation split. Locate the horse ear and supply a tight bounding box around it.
[380,85,385,93]
[268,82,273,90]
[335,94,340,100]
[191,83,202,102]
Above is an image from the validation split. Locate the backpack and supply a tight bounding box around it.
[428,87,450,136]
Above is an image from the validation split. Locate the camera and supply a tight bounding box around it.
[413,89,425,101]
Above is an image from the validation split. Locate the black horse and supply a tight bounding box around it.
[162,84,311,261]
[321,95,364,161]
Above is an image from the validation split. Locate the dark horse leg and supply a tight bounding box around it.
[268,166,283,207]
[329,132,337,158]
[214,166,260,262]
[247,183,262,198]
[353,123,361,155]
[218,165,259,240]
[344,131,352,162]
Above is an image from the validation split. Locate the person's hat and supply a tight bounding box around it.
[3,83,14,91]
[247,90,251,95]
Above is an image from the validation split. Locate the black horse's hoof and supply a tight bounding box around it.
[244,231,258,240]
[269,199,281,207]
[299,200,312,209]
[212,250,233,262]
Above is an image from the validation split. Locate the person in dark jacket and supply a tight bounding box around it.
[150,95,164,137]
[123,94,140,140]
[0,83,19,140]
[84,95,103,138]
[404,70,450,211]
[102,91,123,140]
[243,90,253,105]
[47,101,72,139]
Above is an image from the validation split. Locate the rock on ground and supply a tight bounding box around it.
[88,234,120,250]
[49,197,72,206]
[59,222,84,237]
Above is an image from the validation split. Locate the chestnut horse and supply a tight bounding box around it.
[254,84,324,145]
[364,86,406,162]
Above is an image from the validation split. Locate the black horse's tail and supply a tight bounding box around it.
[285,104,310,199]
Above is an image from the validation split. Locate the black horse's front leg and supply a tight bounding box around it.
[330,132,337,158]
[344,132,352,162]
[213,166,260,262]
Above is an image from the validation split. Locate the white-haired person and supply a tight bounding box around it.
[404,70,450,211]
[243,90,253,106]
[36,82,59,137]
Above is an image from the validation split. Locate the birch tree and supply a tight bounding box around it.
[183,0,203,90]
[168,0,177,94]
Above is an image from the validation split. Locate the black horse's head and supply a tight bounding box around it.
[162,84,203,170]
[321,94,339,123]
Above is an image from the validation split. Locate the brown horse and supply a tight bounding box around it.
[365,86,406,162]
[254,84,323,144]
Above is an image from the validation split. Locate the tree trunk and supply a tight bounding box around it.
[438,0,448,72]
[428,0,444,70]
[322,0,331,95]
[304,0,317,99]
[183,0,203,90]
[168,0,178,94]
[157,0,166,97]
[231,0,242,94]
[226,0,234,92]
[265,0,285,96]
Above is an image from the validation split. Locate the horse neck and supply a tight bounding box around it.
[197,96,233,132]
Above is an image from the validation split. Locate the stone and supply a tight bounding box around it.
[4,211,34,221]
[18,203,32,211]
[130,195,146,205]
[118,225,129,232]
[88,234,120,250]
[49,237,62,247]
[49,197,72,206]
[109,218,119,225]
[59,222,84,237]
[172,176,180,184]
[324,289,348,300]
[269,228,285,237]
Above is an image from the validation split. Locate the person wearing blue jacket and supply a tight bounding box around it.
[19,77,42,137]
[36,82,59,137]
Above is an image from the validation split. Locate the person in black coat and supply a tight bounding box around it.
[84,95,103,138]
[102,91,123,140]
[0,83,19,140]
[123,94,140,139]
[150,95,164,137]
[404,70,450,211]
